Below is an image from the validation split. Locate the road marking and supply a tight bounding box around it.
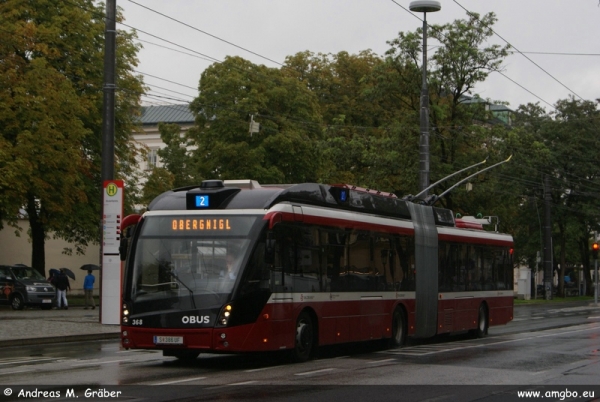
[381,324,600,356]
[367,358,396,364]
[0,357,58,366]
[1,369,30,375]
[230,381,258,386]
[72,359,128,366]
[152,376,207,385]
[245,365,286,372]
[295,368,335,376]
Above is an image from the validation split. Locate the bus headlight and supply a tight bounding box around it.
[122,302,131,324]
[216,304,233,327]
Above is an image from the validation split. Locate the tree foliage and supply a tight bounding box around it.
[0,0,143,274]
[188,56,323,183]
[126,10,600,296]
[497,98,600,295]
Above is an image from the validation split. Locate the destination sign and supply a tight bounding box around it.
[171,218,231,231]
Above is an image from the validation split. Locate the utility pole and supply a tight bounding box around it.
[101,0,116,181]
[409,1,441,198]
[593,238,599,306]
[543,174,553,300]
[100,0,117,323]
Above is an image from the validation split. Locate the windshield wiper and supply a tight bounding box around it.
[168,270,197,310]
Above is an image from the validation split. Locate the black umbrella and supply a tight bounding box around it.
[60,268,76,280]
[49,268,60,277]
[80,264,100,271]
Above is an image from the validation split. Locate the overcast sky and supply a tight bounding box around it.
[118,0,600,112]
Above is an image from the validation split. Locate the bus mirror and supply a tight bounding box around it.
[119,238,128,261]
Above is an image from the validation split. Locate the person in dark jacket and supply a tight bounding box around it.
[55,269,71,310]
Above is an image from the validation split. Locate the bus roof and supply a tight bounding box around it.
[147,180,463,228]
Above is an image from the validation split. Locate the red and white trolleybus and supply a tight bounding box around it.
[119,179,513,361]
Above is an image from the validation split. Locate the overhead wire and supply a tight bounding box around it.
[388,0,556,109]
[452,0,585,102]
[117,1,594,132]
[126,0,285,68]
[44,0,600,208]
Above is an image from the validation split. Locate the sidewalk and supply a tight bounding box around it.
[0,305,120,348]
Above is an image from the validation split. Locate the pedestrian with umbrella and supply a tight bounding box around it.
[83,270,96,309]
[48,269,60,308]
[55,268,71,310]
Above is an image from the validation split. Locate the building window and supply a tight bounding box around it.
[146,149,159,170]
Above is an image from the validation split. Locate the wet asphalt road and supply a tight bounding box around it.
[0,301,599,401]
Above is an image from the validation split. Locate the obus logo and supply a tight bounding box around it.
[182,316,210,324]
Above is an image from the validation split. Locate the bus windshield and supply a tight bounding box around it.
[129,215,259,305]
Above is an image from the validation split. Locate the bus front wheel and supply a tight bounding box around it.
[390,307,407,348]
[292,311,315,363]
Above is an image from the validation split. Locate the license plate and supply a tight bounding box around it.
[153,336,184,345]
[42,299,52,304]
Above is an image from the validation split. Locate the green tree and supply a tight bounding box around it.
[499,98,600,296]
[543,98,600,296]
[140,167,174,208]
[284,50,409,190]
[139,122,195,210]
[188,56,323,184]
[156,122,195,188]
[369,11,511,204]
[0,0,143,275]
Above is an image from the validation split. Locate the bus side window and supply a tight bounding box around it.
[240,242,267,295]
[372,235,390,291]
[326,229,346,291]
[395,236,414,291]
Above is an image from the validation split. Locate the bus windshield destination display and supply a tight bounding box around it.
[171,218,230,231]
[138,215,259,238]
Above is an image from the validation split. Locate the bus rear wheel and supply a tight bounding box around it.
[291,311,315,363]
[471,304,488,338]
[390,307,407,348]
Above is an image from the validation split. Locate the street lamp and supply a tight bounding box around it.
[409,0,441,198]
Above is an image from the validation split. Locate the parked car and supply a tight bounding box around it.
[0,264,55,310]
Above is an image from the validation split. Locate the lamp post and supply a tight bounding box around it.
[409,0,441,198]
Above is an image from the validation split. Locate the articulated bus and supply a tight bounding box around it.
[119,179,513,362]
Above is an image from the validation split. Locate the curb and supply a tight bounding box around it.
[0,332,121,348]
